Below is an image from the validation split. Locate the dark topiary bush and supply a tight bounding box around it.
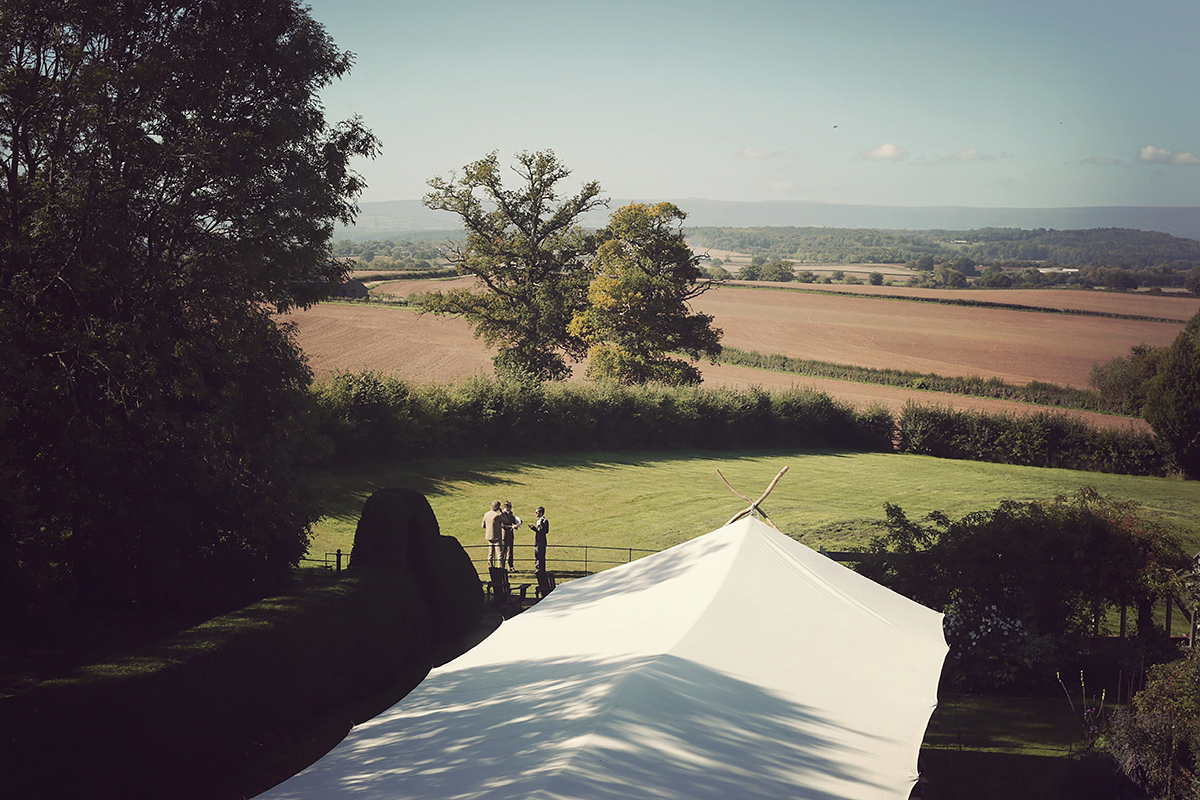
[350,487,485,640]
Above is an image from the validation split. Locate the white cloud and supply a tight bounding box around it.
[1139,145,1200,165]
[1080,156,1121,166]
[742,147,768,159]
[861,142,907,161]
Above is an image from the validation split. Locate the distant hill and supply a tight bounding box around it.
[338,198,1200,242]
[686,226,1200,268]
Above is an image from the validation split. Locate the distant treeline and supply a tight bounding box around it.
[717,347,1114,413]
[311,373,1169,476]
[332,236,461,268]
[685,225,1200,269]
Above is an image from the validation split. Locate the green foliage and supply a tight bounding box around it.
[897,404,1168,476]
[0,0,377,611]
[569,203,722,385]
[332,236,453,266]
[1106,646,1200,799]
[686,225,1200,270]
[736,261,762,280]
[1089,343,1165,415]
[1186,266,1200,297]
[418,150,606,382]
[858,490,1189,690]
[1143,310,1200,478]
[311,375,894,463]
[720,347,1111,412]
[758,260,795,282]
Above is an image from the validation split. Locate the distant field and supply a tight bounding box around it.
[286,279,1186,430]
[690,284,1187,388]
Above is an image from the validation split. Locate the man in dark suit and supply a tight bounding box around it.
[529,506,549,572]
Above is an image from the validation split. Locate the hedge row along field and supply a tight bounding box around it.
[717,347,1112,412]
[313,373,1170,476]
[895,404,1169,476]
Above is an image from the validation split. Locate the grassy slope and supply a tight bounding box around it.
[308,448,1200,561]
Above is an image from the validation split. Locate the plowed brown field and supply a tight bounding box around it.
[285,280,1192,432]
[690,285,1188,387]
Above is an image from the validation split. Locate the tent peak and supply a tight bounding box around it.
[717,466,787,528]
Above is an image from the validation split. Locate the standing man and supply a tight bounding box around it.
[529,506,549,573]
[482,500,503,568]
[499,501,522,571]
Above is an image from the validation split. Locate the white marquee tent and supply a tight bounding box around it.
[258,516,948,800]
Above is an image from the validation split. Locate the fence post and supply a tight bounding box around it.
[336,548,343,573]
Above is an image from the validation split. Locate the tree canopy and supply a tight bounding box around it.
[419,150,606,382]
[1143,310,1200,478]
[0,0,377,611]
[857,489,1189,689]
[569,203,722,385]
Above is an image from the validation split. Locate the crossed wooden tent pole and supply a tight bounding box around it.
[717,466,788,528]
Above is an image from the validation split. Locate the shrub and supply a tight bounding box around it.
[856,489,1189,691]
[312,374,895,463]
[1106,646,1200,799]
[896,403,1169,476]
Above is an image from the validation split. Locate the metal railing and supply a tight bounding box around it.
[465,543,658,579]
[298,550,348,572]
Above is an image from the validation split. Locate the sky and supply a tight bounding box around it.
[304,0,1200,209]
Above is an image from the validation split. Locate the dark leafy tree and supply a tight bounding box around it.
[758,260,795,282]
[568,203,722,385]
[1144,310,1200,478]
[0,0,378,611]
[735,262,762,280]
[1186,265,1200,297]
[1089,343,1165,415]
[419,150,607,382]
[857,489,1188,689]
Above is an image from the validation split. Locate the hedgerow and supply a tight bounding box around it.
[312,373,894,463]
[896,403,1169,475]
[314,372,1170,476]
[718,346,1110,412]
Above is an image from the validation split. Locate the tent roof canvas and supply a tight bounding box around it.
[258,516,948,800]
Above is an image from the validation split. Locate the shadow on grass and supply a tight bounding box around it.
[919,693,1142,799]
[310,447,864,525]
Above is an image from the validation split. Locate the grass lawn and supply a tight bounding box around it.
[308,447,1200,563]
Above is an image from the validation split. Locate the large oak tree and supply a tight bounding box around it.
[0,0,377,610]
[419,150,607,382]
[569,202,722,385]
